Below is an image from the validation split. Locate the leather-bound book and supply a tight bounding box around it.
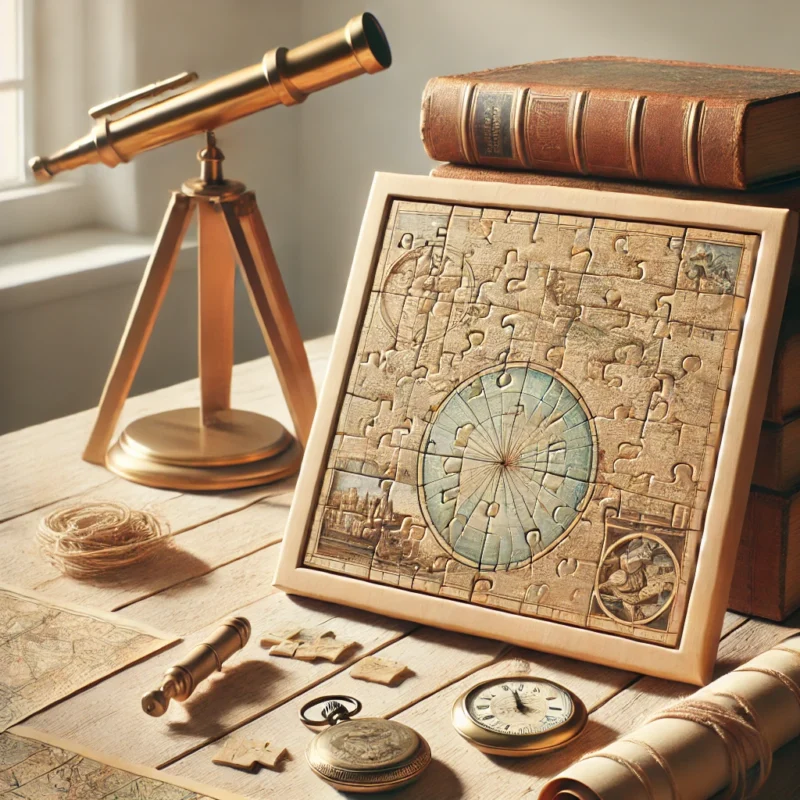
[421,57,800,190]
[732,485,800,620]
[765,296,800,423]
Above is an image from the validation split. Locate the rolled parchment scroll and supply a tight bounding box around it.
[539,635,800,800]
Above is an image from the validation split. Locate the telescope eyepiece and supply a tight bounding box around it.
[29,156,53,183]
[353,12,392,72]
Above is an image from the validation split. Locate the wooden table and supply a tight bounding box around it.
[2,336,799,799]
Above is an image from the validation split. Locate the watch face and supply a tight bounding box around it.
[465,679,574,736]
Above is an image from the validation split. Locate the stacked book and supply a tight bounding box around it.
[421,56,800,620]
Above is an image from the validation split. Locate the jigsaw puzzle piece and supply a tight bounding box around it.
[560,317,661,422]
[517,213,593,275]
[578,273,674,318]
[654,324,728,428]
[656,289,744,332]
[630,226,684,287]
[476,249,529,308]
[677,237,743,295]
[611,418,707,504]
[442,304,515,388]
[586,221,643,279]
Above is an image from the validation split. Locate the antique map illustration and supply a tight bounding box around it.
[1,727,239,799]
[302,200,758,647]
[0,586,178,731]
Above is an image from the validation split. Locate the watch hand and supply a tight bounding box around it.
[512,689,526,712]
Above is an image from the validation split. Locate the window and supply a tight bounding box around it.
[0,0,27,188]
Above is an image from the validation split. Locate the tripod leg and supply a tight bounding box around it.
[221,192,316,446]
[198,201,236,423]
[83,192,194,465]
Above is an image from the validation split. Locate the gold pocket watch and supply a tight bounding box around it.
[300,695,431,793]
[452,676,587,757]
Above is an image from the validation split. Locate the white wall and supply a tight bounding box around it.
[3,0,800,432]
[0,0,301,433]
[297,0,800,336]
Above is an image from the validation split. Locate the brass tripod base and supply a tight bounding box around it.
[105,408,302,491]
[81,135,317,491]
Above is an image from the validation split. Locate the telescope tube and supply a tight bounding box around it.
[30,13,391,181]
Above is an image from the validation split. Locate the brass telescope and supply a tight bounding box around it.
[30,12,391,180]
[34,13,391,492]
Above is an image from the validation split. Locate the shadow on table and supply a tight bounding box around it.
[166,658,279,739]
[477,718,617,785]
[360,758,463,800]
[80,545,212,594]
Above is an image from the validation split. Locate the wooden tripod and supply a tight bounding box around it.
[83,133,316,490]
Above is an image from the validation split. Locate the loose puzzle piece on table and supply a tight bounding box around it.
[302,201,760,649]
[0,585,179,732]
[349,655,411,686]
[212,735,287,772]
[260,628,358,663]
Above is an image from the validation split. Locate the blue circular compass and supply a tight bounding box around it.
[419,365,596,570]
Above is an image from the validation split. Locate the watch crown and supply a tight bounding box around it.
[322,700,351,724]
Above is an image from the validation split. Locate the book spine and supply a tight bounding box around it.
[728,487,790,621]
[421,77,748,189]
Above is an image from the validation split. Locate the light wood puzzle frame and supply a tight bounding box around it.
[275,173,797,684]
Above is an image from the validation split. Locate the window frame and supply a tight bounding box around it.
[0,0,94,246]
[0,0,31,189]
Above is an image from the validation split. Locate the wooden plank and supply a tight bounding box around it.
[167,615,746,800]
[23,559,413,767]
[1,485,295,611]
[0,336,333,521]
[162,612,745,799]
[17,539,748,791]
[4,322,797,800]
[163,633,637,799]
[344,614,787,800]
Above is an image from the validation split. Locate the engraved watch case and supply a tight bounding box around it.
[301,696,431,793]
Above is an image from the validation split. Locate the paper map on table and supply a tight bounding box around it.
[1,726,245,799]
[0,585,179,731]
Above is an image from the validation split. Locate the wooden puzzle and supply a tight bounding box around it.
[276,175,796,682]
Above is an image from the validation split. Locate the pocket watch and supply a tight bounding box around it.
[300,695,431,793]
[452,676,587,757]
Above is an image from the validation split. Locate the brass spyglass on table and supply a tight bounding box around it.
[142,616,251,717]
[30,13,391,491]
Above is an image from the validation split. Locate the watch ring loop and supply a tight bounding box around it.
[299,694,362,727]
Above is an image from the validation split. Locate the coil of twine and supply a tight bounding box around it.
[37,501,170,577]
